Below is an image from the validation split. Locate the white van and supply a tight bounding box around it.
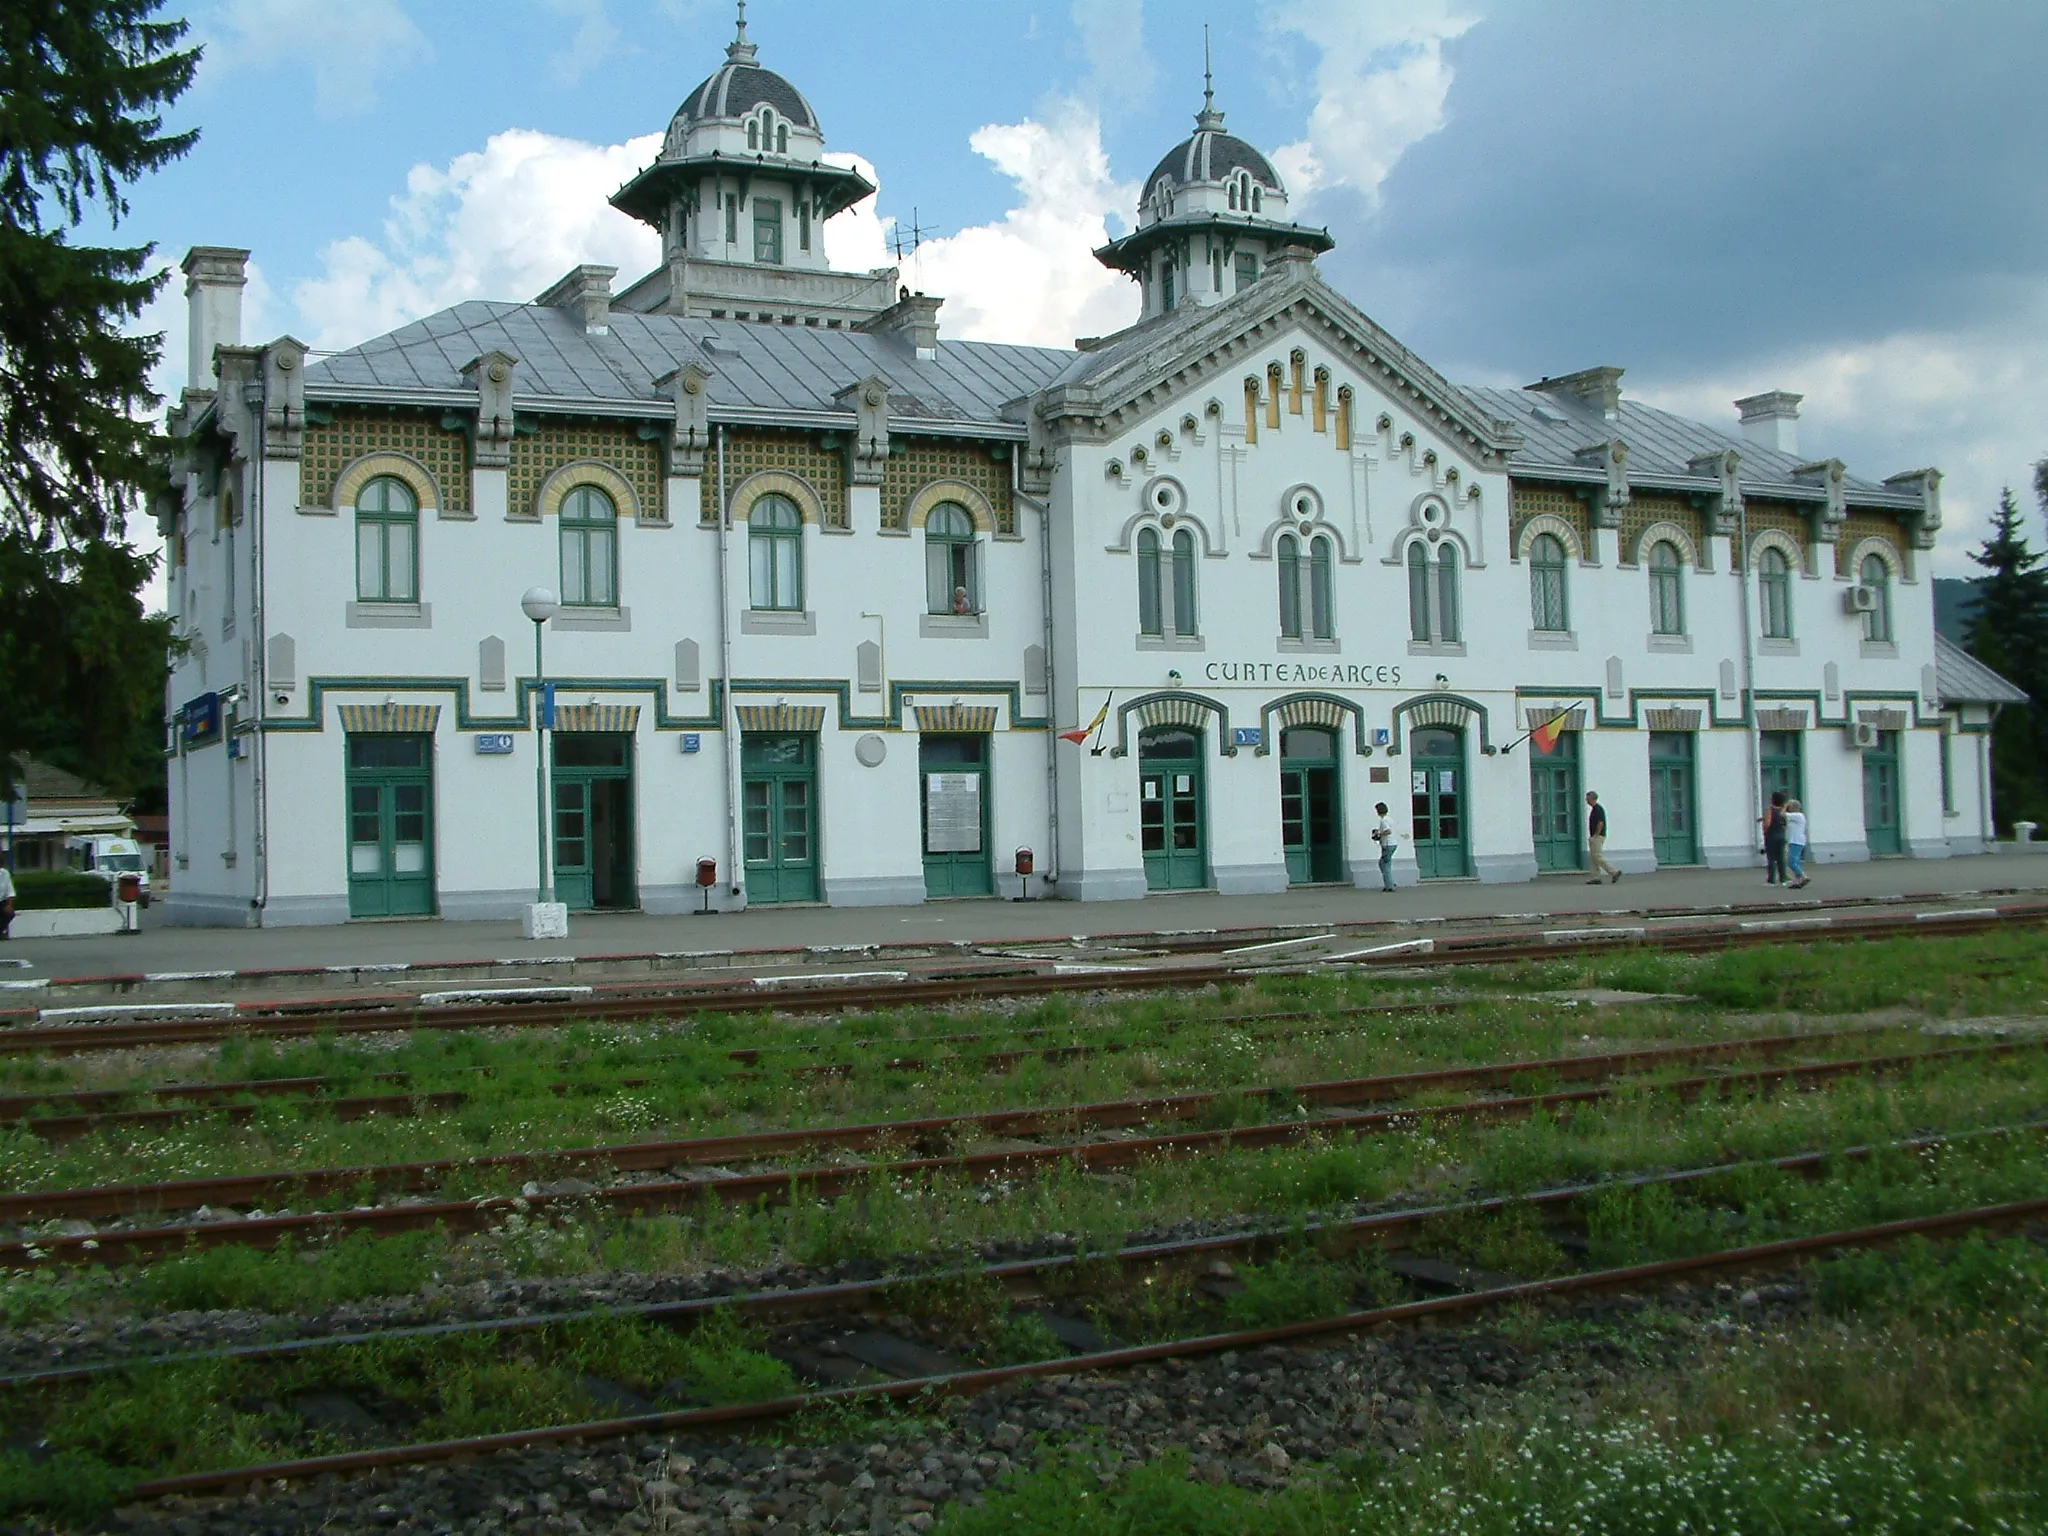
[73,836,152,904]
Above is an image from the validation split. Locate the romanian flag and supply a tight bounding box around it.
[1060,694,1111,746]
[1530,708,1573,755]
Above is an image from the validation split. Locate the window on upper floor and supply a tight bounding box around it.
[1161,259,1176,312]
[559,484,618,607]
[1648,540,1686,636]
[1137,526,1199,639]
[925,502,981,615]
[1172,527,1198,636]
[754,198,783,264]
[1251,185,1262,213]
[1277,533,1335,641]
[1759,546,1794,639]
[724,190,738,245]
[1861,553,1893,642]
[1529,532,1569,632]
[747,120,758,150]
[1234,252,1258,292]
[1408,540,1460,644]
[776,123,788,154]
[355,475,418,603]
[799,197,811,251]
[749,494,803,611]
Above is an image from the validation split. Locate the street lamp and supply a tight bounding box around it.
[521,587,562,928]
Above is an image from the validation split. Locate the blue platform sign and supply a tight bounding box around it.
[540,683,557,730]
[1371,727,1391,746]
[179,692,222,749]
[475,733,515,755]
[1232,726,1263,749]
[680,733,702,754]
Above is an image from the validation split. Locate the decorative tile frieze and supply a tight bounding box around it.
[704,430,846,529]
[303,411,468,514]
[511,420,661,522]
[883,440,1015,535]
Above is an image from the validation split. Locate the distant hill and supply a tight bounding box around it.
[1934,577,1980,643]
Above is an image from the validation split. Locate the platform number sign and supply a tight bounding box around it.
[475,733,515,755]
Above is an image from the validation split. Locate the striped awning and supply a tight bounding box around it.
[1643,708,1701,732]
[1525,705,1589,731]
[1403,696,1475,731]
[736,703,827,733]
[1133,695,1219,731]
[1273,696,1353,731]
[914,705,999,733]
[1757,708,1809,731]
[338,703,440,734]
[554,704,640,733]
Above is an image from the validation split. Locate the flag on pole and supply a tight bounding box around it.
[1529,707,1573,755]
[1060,694,1111,746]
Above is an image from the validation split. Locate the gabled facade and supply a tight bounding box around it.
[157,22,1992,926]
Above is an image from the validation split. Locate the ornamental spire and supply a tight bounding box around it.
[1195,28,1224,131]
[727,0,759,63]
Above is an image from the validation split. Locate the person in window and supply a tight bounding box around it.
[952,584,971,616]
[1584,791,1621,884]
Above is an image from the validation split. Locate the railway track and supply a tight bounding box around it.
[3,898,2041,1056]
[7,1032,2027,1266]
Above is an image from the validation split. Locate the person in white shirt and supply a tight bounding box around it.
[1785,799,1811,889]
[1371,802,1399,892]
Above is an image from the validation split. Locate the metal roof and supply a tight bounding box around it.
[306,302,1072,432]
[1935,633,2028,705]
[678,62,816,129]
[1146,130,1281,196]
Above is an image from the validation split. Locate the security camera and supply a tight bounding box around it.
[274,692,290,706]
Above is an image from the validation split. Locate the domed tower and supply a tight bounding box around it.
[1095,64,1333,321]
[610,5,896,325]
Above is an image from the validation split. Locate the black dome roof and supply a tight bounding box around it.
[1146,130,1280,198]
[677,61,817,129]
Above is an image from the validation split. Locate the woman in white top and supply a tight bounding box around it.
[1785,799,1811,889]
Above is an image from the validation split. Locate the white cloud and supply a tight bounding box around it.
[543,0,622,87]
[1266,0,1476,204]
[1633,284,2048,577]
[1071,0,1156,114]
[292,129,662,351]
[197,0,433,115]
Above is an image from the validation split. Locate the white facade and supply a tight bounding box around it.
[156,27,2002,927]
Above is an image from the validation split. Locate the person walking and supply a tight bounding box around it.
[1760,791,1789,885]
[0,862,13,940]
[1371,802,1398,892]
[1584,791,1621,884]
[1785,798,1811,888]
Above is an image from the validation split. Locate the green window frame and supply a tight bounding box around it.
[1137,527,1163,636]
[749,493,803,611]
[1278,534,1302,639]
[559,484,618,607]
[1861,554,1893,641]
[1759,546,1794,639]
[1171,528,1198,636]
[355,475,419,603]
[1529,532,1569,632]
[1407,542,1431,642]
[754,198,783,264]
[1308,534,1334,640]
[1234,252,1258,291]
[1436,544,1461,642]
[925,502,980,614]
[1649,541,1685,636]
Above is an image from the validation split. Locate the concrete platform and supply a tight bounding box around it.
[3,852,2043,992]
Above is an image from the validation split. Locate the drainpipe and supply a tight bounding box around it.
[1012,453,1059,885]
[251,401,269,926]
[1735,497,1759,857]
[716,426,743,903]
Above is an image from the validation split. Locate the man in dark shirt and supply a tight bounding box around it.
[1585,791,1621,884]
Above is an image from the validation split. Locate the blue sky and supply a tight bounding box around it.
[125,0,2048,581]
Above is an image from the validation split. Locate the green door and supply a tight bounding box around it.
[1863,731,1902,856]
[921,734,992,897]
[1648,731,1700,866]
[743,733,820,904]
[1528,730,1582,873]
[1759,729,1804,809]
[1140,728,1208,891]
[1280,726,1343,884]
[1408,727,1471,879]
[552,733,636,911]
[345,734,435,918]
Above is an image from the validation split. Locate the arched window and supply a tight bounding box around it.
[1408,539,1462,644]
[1277,533,1302,639]
[559,484,618,607]
[1228,182,1239,211]
[1309,534,1334,640]
[1406,542,1431,643]
[924,502,980,615]
[354,475,418,603]
[746,120,758,150]
[1648,540,1685,636]
[1860,553,1892,642]
[1436,544,1461,643]
[1172,528,1198,636]
[775,123,787,154]
[1759,546,1793,639]
[749,493,803,611]
[1529,531,1568,632]
[1137,527,1163,636]
[1251,185,1262,212]
[1161,258,1176,312]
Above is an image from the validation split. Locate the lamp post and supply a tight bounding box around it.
[521,586,560,908]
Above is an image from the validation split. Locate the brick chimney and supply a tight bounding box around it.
[183,246,250,393]
[1734,390,1802,455]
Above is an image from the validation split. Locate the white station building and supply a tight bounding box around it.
[158,18,2022,926]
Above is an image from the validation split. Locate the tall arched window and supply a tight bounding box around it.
[746,120,758,149]
[559,484,617,607]
[1436,544,1461,643]
[775,123,787,154]
[1860,553,1892,642]
[1309,534,1334,640]
[355,475,418,603]
[1137,527,1163,636]
[1171,528,1198,636]
[1277,534,1302,639]
[1758,546,1793,639]
[1408,539,1462,644]
[1648,540,1685,636]
[1407,543,1431,643]
[749,494,803,611]
[924,502,980,615]
[1529,532,1568,632]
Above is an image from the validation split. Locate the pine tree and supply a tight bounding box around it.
[1966,484,2048,830]
[0,1,198,800]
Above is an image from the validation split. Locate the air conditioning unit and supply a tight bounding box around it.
[1849,720,1880,750]
[1844,585,1878,615]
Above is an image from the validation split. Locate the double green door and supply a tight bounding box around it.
[1140,729,1208,891]
[1528,732,1582,873]
[345,734,435,918]
[922,734,992,897]
[1863,731,1902,856]
[1280,727,1343,884]
[552,734,635,910]
[1759,731,1803,810]
[1408,727,1471,879]
[743,733,820,904]
[1649,732,1699,866]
